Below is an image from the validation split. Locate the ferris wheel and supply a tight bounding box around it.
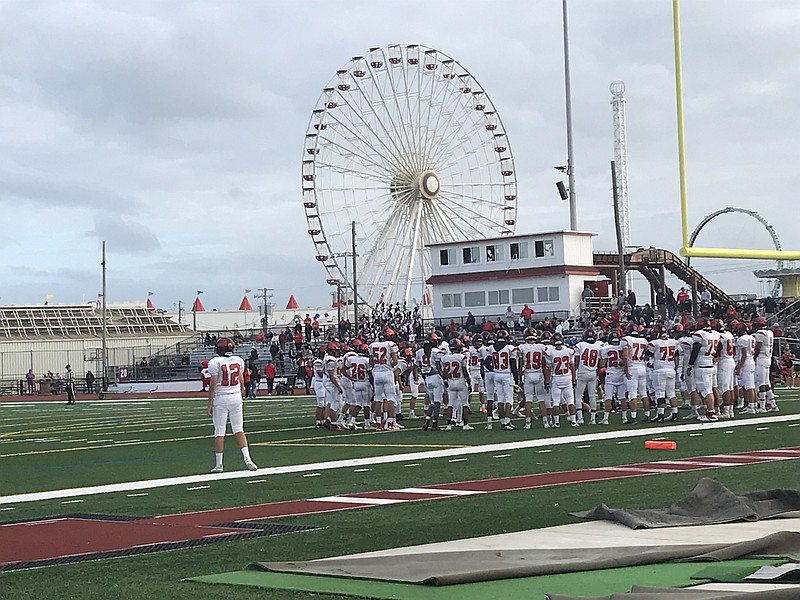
[302,44,518,308]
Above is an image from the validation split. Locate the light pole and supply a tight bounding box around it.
[561,0,578,230]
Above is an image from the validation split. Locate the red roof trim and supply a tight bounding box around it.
[426,265,601,285]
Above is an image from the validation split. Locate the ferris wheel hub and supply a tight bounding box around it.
[418,170,440,200]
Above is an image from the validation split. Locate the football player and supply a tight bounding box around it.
[207,338,257,473]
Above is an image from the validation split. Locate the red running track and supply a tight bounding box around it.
[2,446,799,570]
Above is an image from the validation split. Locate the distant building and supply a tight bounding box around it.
[426,231,603,321]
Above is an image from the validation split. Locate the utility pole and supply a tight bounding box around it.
[351,221,358,328]
[101,241,107,397]
[177,300,183,325]
[255,288,274,334]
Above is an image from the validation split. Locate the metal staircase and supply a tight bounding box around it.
[593,247,734,307]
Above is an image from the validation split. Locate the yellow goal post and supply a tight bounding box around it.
[672,0,800,261]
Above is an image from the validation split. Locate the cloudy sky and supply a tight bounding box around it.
[1,0,797,311]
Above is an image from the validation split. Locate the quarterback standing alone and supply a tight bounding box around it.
[207,338,258,473]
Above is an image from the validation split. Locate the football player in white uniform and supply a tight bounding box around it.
[467,337,487,413]
[677,326,701,419]
[735,322,757,414]
[312,348,327,428]
[207,338,257,473]
[491,332,519,430]
[322,341,345,431]
[646,325,680,422]
[339,345,359,429]
[480,335,497,427]
[752,317,778,412]
[441,339,473,430]
[687,324,721,421]
[419,337,446,431]
[347,346,372,428]
[622,328,648,424]
[369,330,400,430]
[545,334,579,427]
[599,331,627,425]
[573,330,603,425]
[518,333,549,429]
[716,321,737,418]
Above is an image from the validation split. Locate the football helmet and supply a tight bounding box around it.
[215,337,234,356]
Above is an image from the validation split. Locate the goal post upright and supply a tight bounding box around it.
[671,0,800,261]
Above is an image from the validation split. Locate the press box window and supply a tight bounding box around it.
[442,293,462,308]
[486,244,504,262]
[488,290,510,306]
[439,248,457,266]
[464,291,486,307]
[536,286,560,302]
[462,246,480,264]
[511,288,534,304]
[534,239,554,258]
[510,242,528,260]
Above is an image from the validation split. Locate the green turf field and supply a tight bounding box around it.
[1,391,799,600]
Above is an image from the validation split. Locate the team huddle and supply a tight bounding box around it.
[311,317,781,432]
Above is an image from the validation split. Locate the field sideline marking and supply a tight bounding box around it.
[1,414,798,506]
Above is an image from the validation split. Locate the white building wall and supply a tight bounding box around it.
[432,275,573,319]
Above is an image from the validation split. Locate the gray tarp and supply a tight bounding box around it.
[545,584,800,600]
[572,478,800,529]
[256,531,800,586]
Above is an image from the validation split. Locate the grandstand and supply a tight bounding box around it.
[0,304,190,394]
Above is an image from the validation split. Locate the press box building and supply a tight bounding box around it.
[426,231,604,321]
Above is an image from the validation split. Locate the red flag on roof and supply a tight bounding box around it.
[286,295,299,309]
[192,297,205,312]
[422,290,431,305]
[238,295,253,311]
[146,298,154,309]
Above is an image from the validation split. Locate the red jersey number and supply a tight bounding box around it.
[606,349,621,368]
[553,355,571,376]
[630,342,647,361]
[525,351,542,370]
[659,345,676,362]
[354,363,367,380]
[372,347,388,364]
[220,363,241,387]
[443,361,462,379]
[580,348,598,368]
[492,351,509,371]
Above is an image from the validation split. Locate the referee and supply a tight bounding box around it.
[64,364,77,405]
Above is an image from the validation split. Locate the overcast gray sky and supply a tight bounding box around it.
[1,0,797,310]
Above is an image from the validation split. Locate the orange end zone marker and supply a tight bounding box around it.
[645,440,677,450]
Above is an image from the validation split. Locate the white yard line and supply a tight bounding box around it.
[1,414,799,506]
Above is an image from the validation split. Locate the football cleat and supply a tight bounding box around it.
[210,465,223,473]
[462,424,474,431]
[245,461,258,471]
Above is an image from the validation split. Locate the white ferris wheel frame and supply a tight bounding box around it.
[302,43,518,309]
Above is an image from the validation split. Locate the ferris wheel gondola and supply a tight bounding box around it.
[302,44,518,308]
